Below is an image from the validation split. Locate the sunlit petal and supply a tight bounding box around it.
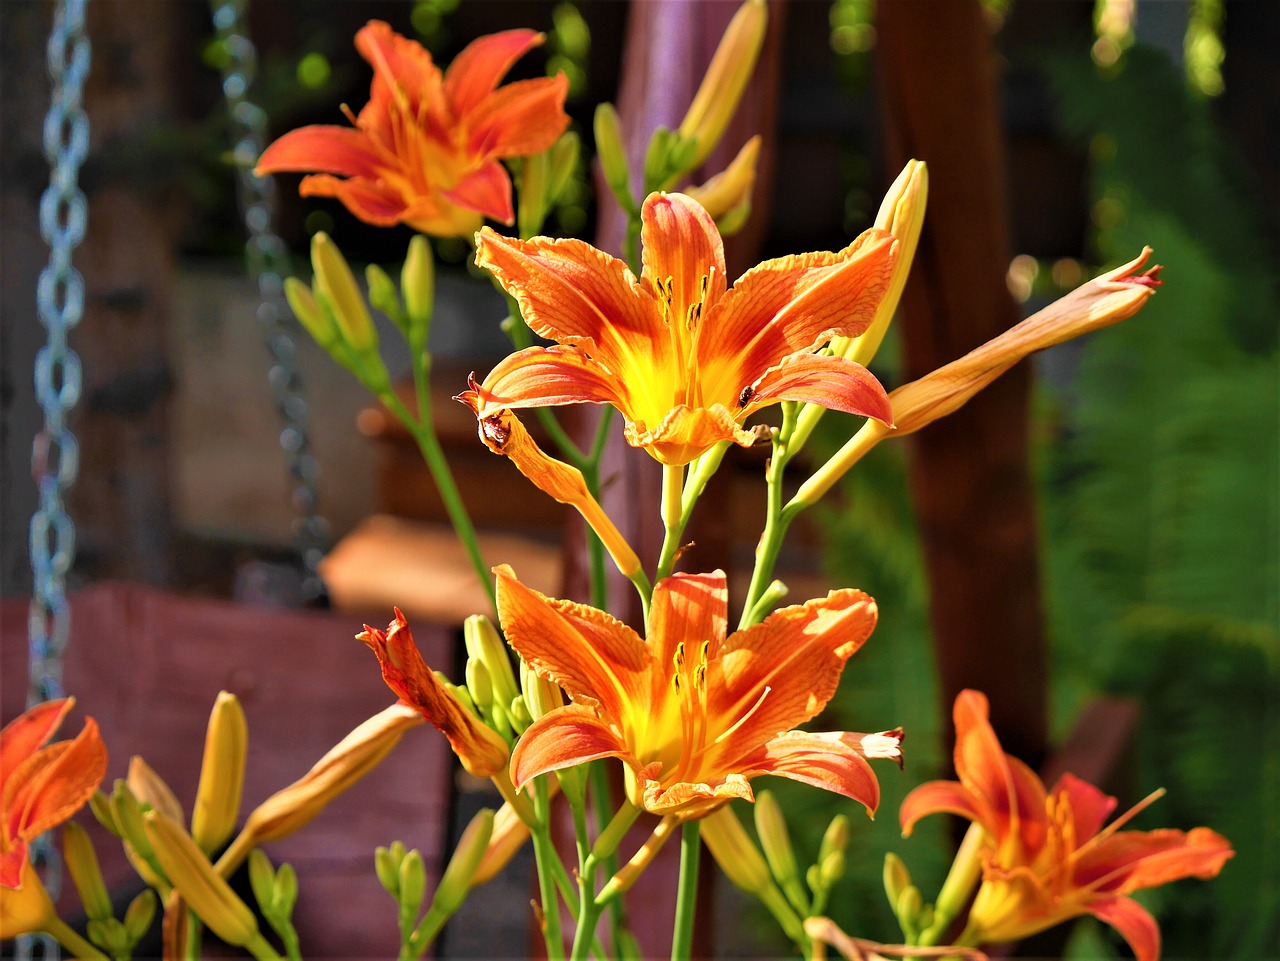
[445,29,545,116]
[511,705,634,789]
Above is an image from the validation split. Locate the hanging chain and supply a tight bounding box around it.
[210,0,329,601]
[24,1,90,956]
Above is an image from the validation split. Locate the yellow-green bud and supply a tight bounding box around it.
[896,884,924,939]
[402,234,435,340]
[882,852,912,909]
[398,849,427,914]
[819,849,846,888]
[465,657,494,714]
[248,849,276,914]
[111,781,168,890]
[143,810,259,947]
[87,918,128,955]
[677,0,768,169]
[546,131,581,207]
[284,277,341,352]
[519,659,564,722]
[508,694,533,734]
[63,822,112,922]
[311,232,378,355]
[593,103,632,206]
[519,150,550,234]
[365,264,404,328]
[122,889,157,944]
[89,789,120,837]
[700,807,771,896]
[431,808,495,917]
[192,691,247,854]
[273,862,298,919]
[126,756,183,824]
[754,791,800,888]
[819,814,851,866]
[683,136,759,229]
[643,126,676,192]
[375,843,404,897]
[464,615,519,710]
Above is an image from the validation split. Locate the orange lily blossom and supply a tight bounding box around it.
[463,191,898,465]
[496,564,903,819]
[1,698,107,937]
[256,21,570,237]
[900,690,1233,961]
[359,610,509,778]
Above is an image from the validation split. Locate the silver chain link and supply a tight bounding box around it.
[209,0,329,601]
[24,1,90,955]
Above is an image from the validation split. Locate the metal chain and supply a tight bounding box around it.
[24,2,90,956]
[209,0,329,601]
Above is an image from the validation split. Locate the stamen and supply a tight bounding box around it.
[1087,787,1167,848]
[712,686,771,746]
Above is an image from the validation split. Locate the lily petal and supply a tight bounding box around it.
[646,571,730,685]
[741,730,886,816]
[468,76,572,160]
[1087,897,1161,961]
[446,162,514,225]
[255,126,385,179]
[7,719,107,842]
[510,704,633,789]
[622,404,756,466]
[742,353,893,426]
[299,174,408,227]
[355,20,443,120]
[639,193,728,323]
[0,699,72,780]
[900,780,988,837]
[1080,827,1235,894]
[445,29,544,117]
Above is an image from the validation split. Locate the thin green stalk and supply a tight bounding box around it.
[44,917,110,961]
[670,820,702,961]
[381,389,496,616]
[739,443,791,630]
[588,764,631,953]
[531,781,566,961]
[184,910,203,961]
[656,463,687,582]
[243,933,287,961]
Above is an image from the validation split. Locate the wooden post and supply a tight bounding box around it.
[876,1,1049,767]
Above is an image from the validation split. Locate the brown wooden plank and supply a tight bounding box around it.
[2,583,455,959]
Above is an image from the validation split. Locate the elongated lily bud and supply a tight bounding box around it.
[683,135,760,231]
[882,851,912,910]
[519,149,550,234]
[470,801,531,887]
[122,889,158,945]
[248,848,275,913]
[819,813,850,867]
[546,131,581,208]
[63,822,112,922]
[191,691,247,854]
[311,232,378,356]
[701,807,771,896]
[110,780,168,890]
[677,0,768,170]
[126,756,184,825]
[593,103,633,208]
[755,791,809,913]
[365,263,404,329]
[431,808,495,917]
[402,234,435,340]
[519,658,564,723]
[464,615,519,711]
[457,403,643,580]
[143,811,260,948]
[375,841,407,897]
[284,277,341,352]
[465,657,495,716]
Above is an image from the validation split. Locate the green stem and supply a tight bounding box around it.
[44,917,111,961]
[382,389,496,617]
[739,441,793,630]
[531,781,566,961]
[656,463,686,582]
[588,764,631,953]
[184,910,202,961]
[243,932,287,961]
[670,820,702,961]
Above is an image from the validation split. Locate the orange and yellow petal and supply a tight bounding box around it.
[468,346,635,419]
[642,773,754,819]
[445,29,545,116]
[6,719,106,844]
[622,404,755,466]
[899,780,987,838]
[355,20,444,119]
[1079,827,1234,894]
[738,730,890,816]
[446,162,514,225]
[638,193,728,321]
[1086,897,1161,961]
[0,699,73,778]
[495,564,651,720]
[254,126,385,179]
[510,704,634,789]
[299,174,409,227]
[708,588,878,754]
[1050,772,1117,842]
[741,353,893,425]
[468,75,571,160]
[0,857,57,937]
[473,230,662,374]
[645,571,729,680]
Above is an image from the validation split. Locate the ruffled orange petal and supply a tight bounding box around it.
[495,564,652,721]
[1086,897,1161,961]
[739,730,887,816]
[473,229,663,375]
[639,193,728,323]
[510,704,634,789]
[742,353,893,426]
[255,126,385,178]
[355,20,443,120]
[622,404,755,466]
[445,29,545,117]
[708,588,878,756]
[446,161,514,225]
[645,571,729,690]
[7,718,106,843]
[698,229,896,400]
[0,700,72,779]
[468,76,571,159]
[466,346,632,415]
[642,773,754,818]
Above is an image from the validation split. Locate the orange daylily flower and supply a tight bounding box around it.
[360,610,509,777]
[464,192,898,465]
[900,690,1233,961]
[497,565,902,819]
[1,698,107,936]
[256,21,570,237]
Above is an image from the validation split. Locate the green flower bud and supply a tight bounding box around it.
[882,852,912,910]
[63,821,112,922]
[248,849,276,914]
[398,849,427,917]
[546,131,581,207]
[273,862,299,920]
[365,264,405,330]
[463,615,519,710]
[284,277,341,353]
[754,791,808,913]
[375,843,403,897]
[593,103,632,207]
[401,235,435,343]
[431,808,495,918]
[122,889,158,944]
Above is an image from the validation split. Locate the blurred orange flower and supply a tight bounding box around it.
[901,690,1233,961]
[257,21,569,237]
[499,565,901,819]
[464,192,897,465]
[0,698,107,936]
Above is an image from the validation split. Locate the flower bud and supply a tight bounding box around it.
[470,802,532,887]
[122,889,157,944]
[87,918,129,956]
[819,813,850,867]
[63,821,112,922]
[110,781,168,890]
[398,849,427,916]
[882,852,912,910]
[143,810,260,947]
[520,658,564,723]
[677,0,767,169]
[192,691,247,854]
[430,808,494,918]
[755,791,807,912]
[683,136,760,232]
[311,232,378,355]
[248,848,276,913]
[375,842,405,897]
[272,862,298,919]
[519,150,550,234]
[464,615,519,710]
[402,234,435,340]
[89,789,120,837]
[465,657,494,715]
[593,103,632,207]
[284,277,341,353]
[365,263,405,329]
[127,756,183,824]
[546,131,581,208]
[701,807,771,896]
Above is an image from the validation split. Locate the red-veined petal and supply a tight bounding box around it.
[742,353,893,425]
[445,29,544,117]
[466,346,633,415]
[445,161,514,224]
[1086,897,1161,961]
[1077,827,1233,894]
[639,194,728,323]
[0,700,72,781]
[708,589,878,758]
[699,229,896,400]
[474,230,664,376]
[740,730,886,816]
[495,565,651,721]
[468,76,571,160]
[255,126,385,179]
[355,21,443,121]
[510,704,634,789]
[646,571,729,690]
